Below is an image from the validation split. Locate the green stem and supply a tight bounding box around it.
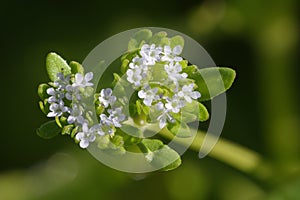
[159,128,273,181]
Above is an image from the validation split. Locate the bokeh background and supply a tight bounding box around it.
[1,0,299,199]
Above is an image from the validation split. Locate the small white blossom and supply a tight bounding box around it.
[99,114,115,135]
[161,45,183,62]
[157,109,175,129]
[178,84,201,103]
[73,72,94,88]
[126,68,142,87]
[47,88,65,103]
[153,102,175,129]
[165,95,185,113]
[65,85,81,101]
[54,72,70,89]
[164,62,188,88]
[138,86,159,106]
[67,104,84,124]
[47,101,69,117]
[75,123,96,148]
[140,44,162,65]
[108,107,126,127]
[129,56,146,69]
[99,88,117,108]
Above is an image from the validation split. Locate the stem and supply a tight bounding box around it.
[159,128,273,181]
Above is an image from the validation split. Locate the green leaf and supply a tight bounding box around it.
[36,120,61,139]
[167,120,192,138]
[148,31,170,46]
[182,100,209,122]
[183,66,236,101]
[170,35,184,49]
[198,102,209,121]
[141,139,181,171]
[128,29,152,51]
[71,126,78,138]
[39,100,50,115]
[61,124,74,135]
[162,158,182,171]
[38,83,50,100]
[46,52,71,81]
[69,61,84,74]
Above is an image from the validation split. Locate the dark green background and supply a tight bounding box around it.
[1,0,299,199]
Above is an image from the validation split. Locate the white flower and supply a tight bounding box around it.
[75,123,96,148]
[47,101,69,117]
[54,72,70,89]
[138,86,159,106]
[65,85,81,101]
[47,87,65,103]
[164,62,188,88]
[67,104,84,124]
[126,68,142,87]
[99,88,117,108]
[73,72,94,88]
[99,114,115,135]
[157,109,175,129]
[178,83,201,103]
[153,102,175,129]
[129,56,146,69]
[108,107,126,127]
[140,44,162,65]
[100,114,113,126]
[161,45,183,62]
[165,95,185,113]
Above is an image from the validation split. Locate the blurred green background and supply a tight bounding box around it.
[1,0,299,199]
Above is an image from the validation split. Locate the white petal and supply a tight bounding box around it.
[138,90,146,98]
[190,91,201,99]
[47,111,56,117]
[155,102,164,110]
[173,45,182,55]
[159,118,166,129]
[79,140,89,148]
[67,116,75,124]
[75,132,84,140]
[165,102,172,110]
[85,72,93,82]
[89,134,96,142]
[143,98,152,106]
[46,88,55,95]
[75,73,83,84]
[65,93,72,100]
[164,45,171,54]
[82,123,89,132]
[109,96,117,105]
[184,96,192,103]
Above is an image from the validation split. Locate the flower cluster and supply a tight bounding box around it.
[126,44,201,128]
[46,72,125,148]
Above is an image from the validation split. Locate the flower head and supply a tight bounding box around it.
[108,107,126,127]
[47,87,65,103]
[126,68,142,87]
[75,123,97,148]
[178,83,201,103]
[99,88,117,108]
[138,86,159,106]
[73,72,94,88]
[47,101,69,117]
[140,44,162,65]
[54,72,70,89]
[161,45,183,62]
[165,95,185,113]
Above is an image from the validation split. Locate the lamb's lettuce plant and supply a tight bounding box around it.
[37,29,236,171]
